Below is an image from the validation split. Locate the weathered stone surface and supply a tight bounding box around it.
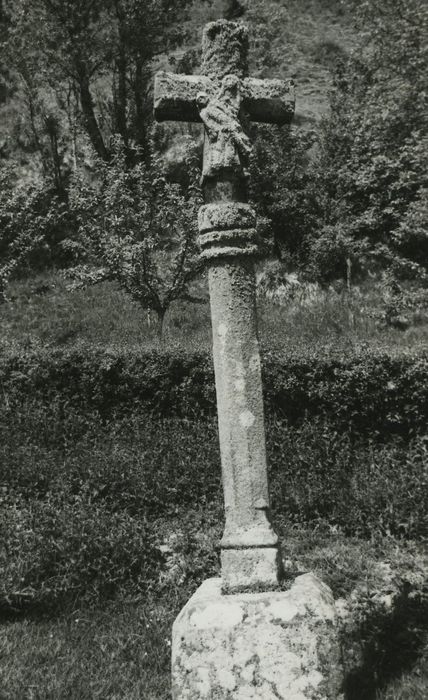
[208,260,279,587]
[198,203,259,260]
[198,202,256,232]
[198,228,259,261]
[201,20,249,81]
[172,574,344,699]
[154,20,344,700]
[154,21,295,129]
[221,547,280,592]
[243,77,295,124]
[198,74,252,182]
[154,72,211,122]
[154,72,295,126]
[154,18,296,588]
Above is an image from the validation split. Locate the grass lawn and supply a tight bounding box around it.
[1,272,427,353]
[1,529,427,700]
[1,596,174,700]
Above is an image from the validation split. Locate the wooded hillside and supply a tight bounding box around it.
[0,0,426,302]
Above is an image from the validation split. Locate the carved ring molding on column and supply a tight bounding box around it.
[198,202,260,260]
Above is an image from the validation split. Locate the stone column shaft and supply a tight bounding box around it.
[209,260,277,550]
[202,248,280,591]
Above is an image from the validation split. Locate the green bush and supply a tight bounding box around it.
[263,349,428,436]
[0,346,427,435]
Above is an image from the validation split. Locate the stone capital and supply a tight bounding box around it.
[198,202,261,261]
[199,202,256,232]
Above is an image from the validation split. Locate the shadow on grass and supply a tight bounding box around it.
[0,584,130,624]
[0,598,86,624]
[344,583,428,699]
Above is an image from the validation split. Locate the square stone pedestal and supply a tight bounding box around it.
[172,573,344,699]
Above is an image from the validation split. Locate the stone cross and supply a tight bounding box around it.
[154,19,294,591]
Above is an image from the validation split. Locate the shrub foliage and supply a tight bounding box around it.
[0,490,162,613]
[1,409,426,613]
[0,346,426,435]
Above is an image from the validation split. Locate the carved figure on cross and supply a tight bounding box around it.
[155,19,294,201]
[196,74,252,183]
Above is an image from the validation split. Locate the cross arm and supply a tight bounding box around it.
[154,71,212,122]
[154,72,295,126]
[242,78,295,125]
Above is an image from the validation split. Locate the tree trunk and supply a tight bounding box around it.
[65,81,79,172]
[346,256,352,292]
[346,257,354,329]
[23,79,48,176]
[77,69,109,161]
[114,51,128,145]
[156,309,166,342]
[134,58,149,161]
[114,5,128,148]
[50,131,65,195]
[0,275,7,303]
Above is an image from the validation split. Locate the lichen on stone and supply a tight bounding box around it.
[172,576,344,699]
[201,20,249,81]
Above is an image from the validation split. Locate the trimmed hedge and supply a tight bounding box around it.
[0,345,427,434]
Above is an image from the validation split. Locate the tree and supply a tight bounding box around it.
[0,0,11,105]
[249,125,319,267]
[5,0,193,170]
[309,0,428,284]
[224,0,245,20]
[67,141,203,338]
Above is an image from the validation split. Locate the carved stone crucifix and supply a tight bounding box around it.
[154,19,295,591]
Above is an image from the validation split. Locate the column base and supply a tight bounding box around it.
[172,574,344,700]
[221,547,281,592]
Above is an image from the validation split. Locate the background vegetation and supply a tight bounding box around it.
[0,0,427,298]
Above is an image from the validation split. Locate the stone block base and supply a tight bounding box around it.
[172,574,344,699]
[220,547,280,592]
